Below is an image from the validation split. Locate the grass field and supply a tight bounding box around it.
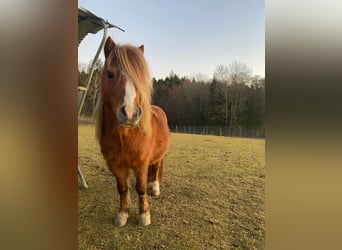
[78,124,265,249]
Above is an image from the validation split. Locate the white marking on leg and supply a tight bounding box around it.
[139,211,151,226]
[152,181,160,196]
[115,212,128,227]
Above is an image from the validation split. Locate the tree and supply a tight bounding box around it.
[226,61,251,134]
[191,73,209,83]
[213,61,252,134]
[78,63,88,87]
[87,58,103,115]
[78,58,103,115]
[208,79,226,125]
[213,64,230,129]
[241,75,265,128]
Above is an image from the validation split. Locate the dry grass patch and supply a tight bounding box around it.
[78,124,265,249]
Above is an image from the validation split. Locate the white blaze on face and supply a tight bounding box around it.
[123,76,136,119]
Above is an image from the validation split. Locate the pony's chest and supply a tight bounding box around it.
[100,134,150,163]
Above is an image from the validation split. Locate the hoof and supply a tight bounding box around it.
[114,212,128,227]
[139,212,151,226]
[151,190,160,197]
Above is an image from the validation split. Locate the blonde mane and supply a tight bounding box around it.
[94,43,152,141]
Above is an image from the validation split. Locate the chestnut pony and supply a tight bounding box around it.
[94,36,170,226]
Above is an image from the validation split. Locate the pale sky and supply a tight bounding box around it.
[78,0,264,79]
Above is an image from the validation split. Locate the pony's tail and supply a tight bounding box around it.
[93,96,103,143]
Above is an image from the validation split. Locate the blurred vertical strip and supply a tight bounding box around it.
[266,0,342,249]
[0,0,77,249]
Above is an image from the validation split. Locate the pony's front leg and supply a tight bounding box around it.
[112,167,129,226]
[135,166,151,226]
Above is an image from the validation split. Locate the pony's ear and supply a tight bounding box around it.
[104,36,116,59]
[138,44,144,54]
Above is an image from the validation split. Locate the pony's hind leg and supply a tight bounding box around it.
[135,166,151,226]
[112,167,130,226]
[148,160,163,197]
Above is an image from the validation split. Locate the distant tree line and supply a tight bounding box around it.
[78,59,264,137]
[153,61,265,135]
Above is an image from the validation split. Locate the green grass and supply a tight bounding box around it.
[78,124,265,249]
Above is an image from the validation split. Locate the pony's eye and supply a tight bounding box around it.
[106,71,114,79]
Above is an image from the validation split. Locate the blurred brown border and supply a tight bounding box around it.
[266,0,342,249]
[0,1,77,249]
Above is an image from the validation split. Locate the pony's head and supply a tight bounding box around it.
[101,36,152,135]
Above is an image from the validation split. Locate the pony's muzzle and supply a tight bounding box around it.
[117,105,142,128]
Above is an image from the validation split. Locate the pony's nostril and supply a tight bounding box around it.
[120,106,127,117]
[136,107,141,117]
[133,107,141,120]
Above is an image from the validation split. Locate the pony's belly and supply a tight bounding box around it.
[100,131,169,170]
